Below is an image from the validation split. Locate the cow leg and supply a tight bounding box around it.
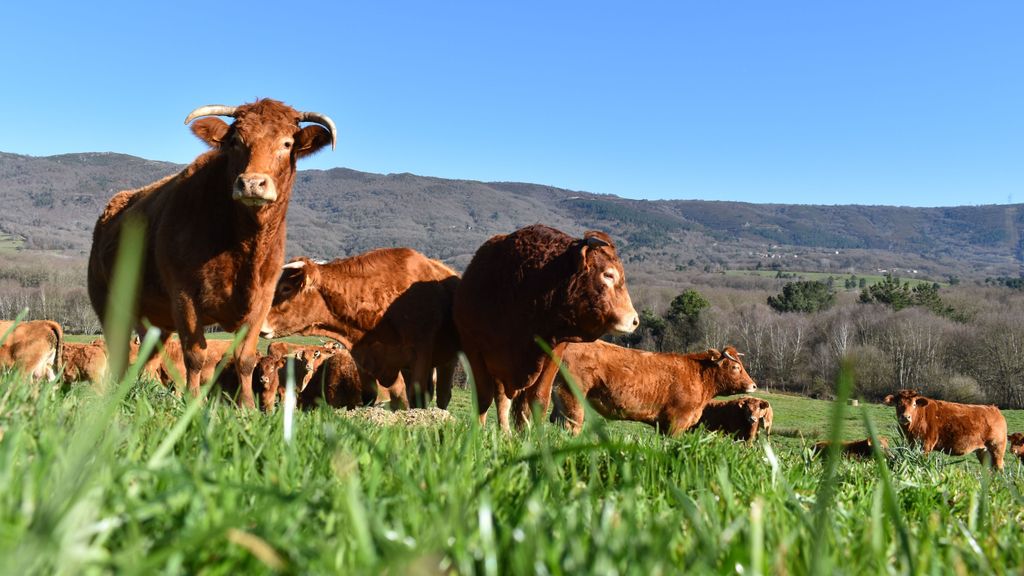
[231,328,261,410]
[463,349,495,426]
[435,359,456,410]
[171,295,207,399]
[385,372,409,410]
[406,351,434,409]
[551,383,584,435]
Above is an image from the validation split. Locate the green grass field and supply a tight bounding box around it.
[0,234,24,253]
[726,269,945,290]
[0,365,1022,574]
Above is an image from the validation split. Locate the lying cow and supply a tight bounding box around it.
[0,320,63,381]
[883,389,1007,470]
[812,437,890,459]
[61,340,108,385]
[261,248,460,410]
[697,396,770,443]
[548,340,756,436]
[454,225,639,431]
[1008,432,1024,465]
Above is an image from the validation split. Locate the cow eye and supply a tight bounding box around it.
[283,140,293,150]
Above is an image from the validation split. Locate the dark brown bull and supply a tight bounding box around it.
[0,320,63,381]
[261,248,460,410]
[453,224,639,431]
[88,99,336,408]
[883,389,1007,470]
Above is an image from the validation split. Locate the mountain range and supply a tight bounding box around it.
[1,151,1021,280]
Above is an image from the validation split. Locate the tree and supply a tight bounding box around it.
[767,280,835,313]
[664,289,710,351]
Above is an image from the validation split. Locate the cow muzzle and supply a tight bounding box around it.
[260,320,275,339]
[610,310,640,335]
[234,173,278,206]
[745,382,757,393]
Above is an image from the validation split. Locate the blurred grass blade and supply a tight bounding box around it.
[103,216,145,380]
[284,356,296,444]
[863,402,915,573]
[0,307,28,347]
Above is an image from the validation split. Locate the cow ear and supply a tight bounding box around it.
[883,394,894,405]
[706,348,722,363]
[190,118,230,147]
[577,232,613,270]
[760,400,769,409]
[295,125,333,158]
[914,397,929,407]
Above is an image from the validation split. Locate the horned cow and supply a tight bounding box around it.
[88,99,337,408]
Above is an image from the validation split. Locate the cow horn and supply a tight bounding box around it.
[586,236,610,249]
[299,111,338,150]
[184,105,240,125]
[724,350,740,363]
[282,261,306,270]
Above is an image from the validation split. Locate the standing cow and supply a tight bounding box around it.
[261,248,460,410]
[0,320,63,381]
[454,225,639,431]
[548,341,757,435]
[88,99,336,408]
[883,389,1007,470]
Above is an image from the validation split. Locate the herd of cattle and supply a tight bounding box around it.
[2,98,1023,469]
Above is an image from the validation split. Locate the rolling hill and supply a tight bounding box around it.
[0,151,1020,279]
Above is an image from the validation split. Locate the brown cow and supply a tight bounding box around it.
[454,225,639,431]
[697,396,770,443]
[760,401,774,436]
[88,99,337,408]
[812,437,890,459]
[61,340,108,384]
[261,248,460,410]
[0,320,63,381]
[298,348,366,409]
[547,341,757,435]
[1009,432,1024,464]
[883,389,1007,470]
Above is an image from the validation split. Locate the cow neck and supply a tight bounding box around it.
[318,279,376,345]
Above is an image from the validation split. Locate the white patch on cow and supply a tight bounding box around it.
[260,320,275,338]
[601,267,619,288]
[610,290,640,335]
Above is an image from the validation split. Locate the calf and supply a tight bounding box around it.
[261,248,459,410]
[0,320,63,381]
[251,345,337,410]
[454,225,639,431]
[297,348,368,409]
[697,396,770,443]
[883,389,1007,470]
[548,340,756,436]
[61,340,108,384]
[1008,432,1024,465]
[812,437,890,459]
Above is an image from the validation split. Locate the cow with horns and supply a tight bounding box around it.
[88,99,337,407]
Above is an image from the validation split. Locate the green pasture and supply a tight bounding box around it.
[726,269,945,290]
[0,364,1022,574]
[0,234,23,253]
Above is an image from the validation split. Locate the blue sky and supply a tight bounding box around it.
[1,1,1021,206]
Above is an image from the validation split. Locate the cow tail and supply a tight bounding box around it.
[49,321,64,379]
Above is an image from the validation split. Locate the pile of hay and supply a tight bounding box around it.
[340,406,455,427]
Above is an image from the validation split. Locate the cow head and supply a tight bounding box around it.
[261,258,327,338]
[570,231,639,336]
[294,347,333,393]
[704,346,757,395]
[256,355,286,410]
[185,99,336,207]
[1008,432,1024,460]
[883,389,927,427]
[738,397,770,426]
[756,399,772,433]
